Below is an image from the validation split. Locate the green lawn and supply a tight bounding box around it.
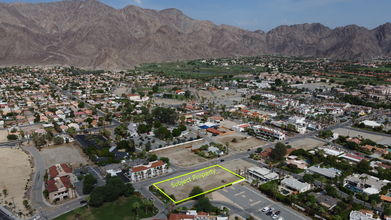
[54,196,158,220]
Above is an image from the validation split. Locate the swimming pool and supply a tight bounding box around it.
[281,189,290,195]
[346,185,361,193]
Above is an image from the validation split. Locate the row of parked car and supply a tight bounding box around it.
[262,207,283,220]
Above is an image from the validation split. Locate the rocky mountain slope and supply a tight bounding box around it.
[0,0,390,69]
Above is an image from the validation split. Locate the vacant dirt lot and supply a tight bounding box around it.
[155,145,207,167]
[289,138,325,150]
[152,98,184,105]
[198,90,215,100]
[212,133,266,152]
[113,87,131,96]
[219,120,239,129]
[0,130,8,142]
[220,159,257,174]
[40,143,90,168]
[0,147,33,212]
[214,91,242,99]
[332,128,387,143]
[155,165,243,202]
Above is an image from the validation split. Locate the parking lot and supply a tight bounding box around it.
[131,130,199,151]
[73,166,106,196]
[214,184,310,220]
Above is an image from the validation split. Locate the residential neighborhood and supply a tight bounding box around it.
[0,56,391,220]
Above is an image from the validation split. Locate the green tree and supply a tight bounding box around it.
[303,174,315,184]
[78,102,85,108]
[53,136,64,145]
[196,197,212,212]
[270,142,287,160]
[172,128,182,137]
[133,201,140,216]
[190,186,204,199]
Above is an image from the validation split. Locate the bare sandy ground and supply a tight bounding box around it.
[332,128,387,142]
[155,165,242,202]
[113,87,131,96]
[0,130,8,142]
[214,91,242,99]
[212,133,266,152]
[155,145,208,167]
[40,143,90,168]
[198,90,216,100]
[0,147,33,212]
[289,138,325,150]
[220,159,258,174]
[152,98,185,105]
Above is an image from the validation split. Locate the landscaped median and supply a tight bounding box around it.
[54,196,158,220]
[153,164,245,203]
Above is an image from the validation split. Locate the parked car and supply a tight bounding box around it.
[272,214,279,219]
[220,159,225,162]
[262,207,269,212]
[80,200,87,204]
[266,211,273,216]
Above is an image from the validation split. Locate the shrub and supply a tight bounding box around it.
[77,175,84,181]
[232,138,237,143]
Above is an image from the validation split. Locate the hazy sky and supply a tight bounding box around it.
[2,0,390,32]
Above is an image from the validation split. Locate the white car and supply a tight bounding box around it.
[262,207,269,212]
[271,214,279,219]
[269,207,275,212]
[278,218,284,220]
[34,216,41,220]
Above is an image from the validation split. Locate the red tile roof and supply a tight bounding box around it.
[60,176,72,188]
[47,179,58,192]
[61,164,72,173]
[131,161,165,173]
[206,128,223,134]
[169,214,195,220]
[49,166,59,178]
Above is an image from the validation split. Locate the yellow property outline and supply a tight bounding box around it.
[153,164,245,204]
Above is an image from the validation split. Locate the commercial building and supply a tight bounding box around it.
[46,176,76,202]
[281,177,311,193]
[247,167,278,182]
[349,210,381,220]
[129,160,166,181]
[48,164,75,182]
[253,125,286,140]
[307,166,340,179]
[344,174,390,195]
[231,124,251,132]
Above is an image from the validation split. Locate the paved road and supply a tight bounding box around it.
[22,145,52,210]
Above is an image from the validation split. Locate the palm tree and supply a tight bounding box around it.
[151,200,156,214]
[319,207,325,219]
[291,194,298,208]
[225,141,229,154]
[371,200,377,210]
[306,201,313,215]
[143,198,149,214]
[362,193,369,208]
[85,196,90,210]
[74,207,81,220]
[133,202,140,216]
[269,182,278,201]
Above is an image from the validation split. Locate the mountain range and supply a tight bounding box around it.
[0,0,390,70]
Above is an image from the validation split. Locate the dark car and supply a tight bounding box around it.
[220,159,225,162]
[275,211,281,215]
[247,149,251,151]
[266,211,273,215]
[80,200,87,204]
